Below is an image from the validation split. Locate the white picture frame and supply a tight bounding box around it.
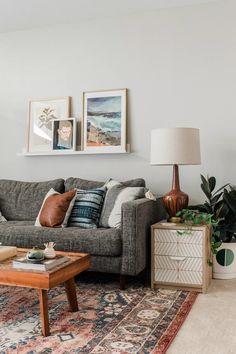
[27,97,71,152]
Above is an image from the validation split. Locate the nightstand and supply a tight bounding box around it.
[151,222,212,293]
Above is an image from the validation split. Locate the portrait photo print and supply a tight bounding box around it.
[52,118,76,151]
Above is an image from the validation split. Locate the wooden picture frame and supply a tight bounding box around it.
[82,89,127,153]
[27,97,71,152]
[52,118,76,151]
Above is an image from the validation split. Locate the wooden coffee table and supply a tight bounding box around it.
[0,248,90,336]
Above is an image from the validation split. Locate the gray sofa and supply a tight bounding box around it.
[0,178,166,286]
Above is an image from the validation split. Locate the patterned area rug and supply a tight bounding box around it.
[0,275,197,354]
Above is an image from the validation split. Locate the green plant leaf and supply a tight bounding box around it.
[188,204,213,213]
[212,241,222,249]
[223,191,236,214]
[215,202,229,219]
[217,225,228,241]
[213,230,221,237]
[200,174,208,186]
[176,230,184,236]
[208,176,216,192]
[212,183,230,196]
[193,216,202,224]
[229,185,236,191]
[228,189,236,200]
[207,259,213,267]
[203,202,214,214]
[200,175,212,199]
[211,192,223,205]
[201,183,211,200]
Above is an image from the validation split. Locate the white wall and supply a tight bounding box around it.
[0,0,235,203]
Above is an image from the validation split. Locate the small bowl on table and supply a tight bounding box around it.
[26,249,45,263]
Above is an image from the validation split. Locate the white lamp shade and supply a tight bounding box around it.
[150,128,201,165]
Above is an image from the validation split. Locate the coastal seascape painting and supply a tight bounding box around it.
[83,89,127,153]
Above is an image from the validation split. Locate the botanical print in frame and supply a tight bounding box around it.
[83,89,127,153]
[52,118,76,151]
[28,97,70,152]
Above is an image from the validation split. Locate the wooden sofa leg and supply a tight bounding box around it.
[120,274,126,290]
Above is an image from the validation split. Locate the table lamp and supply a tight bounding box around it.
[150,128,201,218]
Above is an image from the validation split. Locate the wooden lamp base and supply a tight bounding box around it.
[163,164,189,218]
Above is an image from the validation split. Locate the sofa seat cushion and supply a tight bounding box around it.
[0,221,122,257]
[0,179,65,221]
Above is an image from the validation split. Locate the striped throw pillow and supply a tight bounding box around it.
[68,187,106,228]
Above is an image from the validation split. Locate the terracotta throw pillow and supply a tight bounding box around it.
[36,189,76,227]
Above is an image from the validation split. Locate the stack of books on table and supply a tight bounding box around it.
[12,255,70,271]
[0,246,17,261]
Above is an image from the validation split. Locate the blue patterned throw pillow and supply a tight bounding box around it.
[68,187,106,228]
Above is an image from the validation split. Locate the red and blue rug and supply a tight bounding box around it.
[0,277,197,353]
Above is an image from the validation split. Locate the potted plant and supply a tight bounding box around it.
[187,175,236,279]
[176,208,220,266]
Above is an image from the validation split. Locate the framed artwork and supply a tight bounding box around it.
[52,118,76,151]
[82,89,127,153]
[27,97,70,152]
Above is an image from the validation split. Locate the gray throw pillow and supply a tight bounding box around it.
[99,184,146,229]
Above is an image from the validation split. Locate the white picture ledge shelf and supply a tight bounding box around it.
[18,144,130,156]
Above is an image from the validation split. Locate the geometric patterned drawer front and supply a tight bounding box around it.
[178,243,202,257]
[154,229,177,243]
[154,242,202,257]
[154,229,203,245]
[154,269,178,283]
[155,255,202,272]
[178,271,202,285]
[155,256,178,270]
[178,231,202,244]
[154,269,202,285]
[179,258,202,272]
[154,242,177,256]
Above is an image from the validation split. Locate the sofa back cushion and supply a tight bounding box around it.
[0,179,65,221]
[65,177,145,191]
[65,177,104,191]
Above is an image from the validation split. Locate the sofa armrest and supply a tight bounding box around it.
[121,197,166,275]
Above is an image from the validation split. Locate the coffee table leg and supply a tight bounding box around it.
[65,278,78,312]
[38,289,50,337]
